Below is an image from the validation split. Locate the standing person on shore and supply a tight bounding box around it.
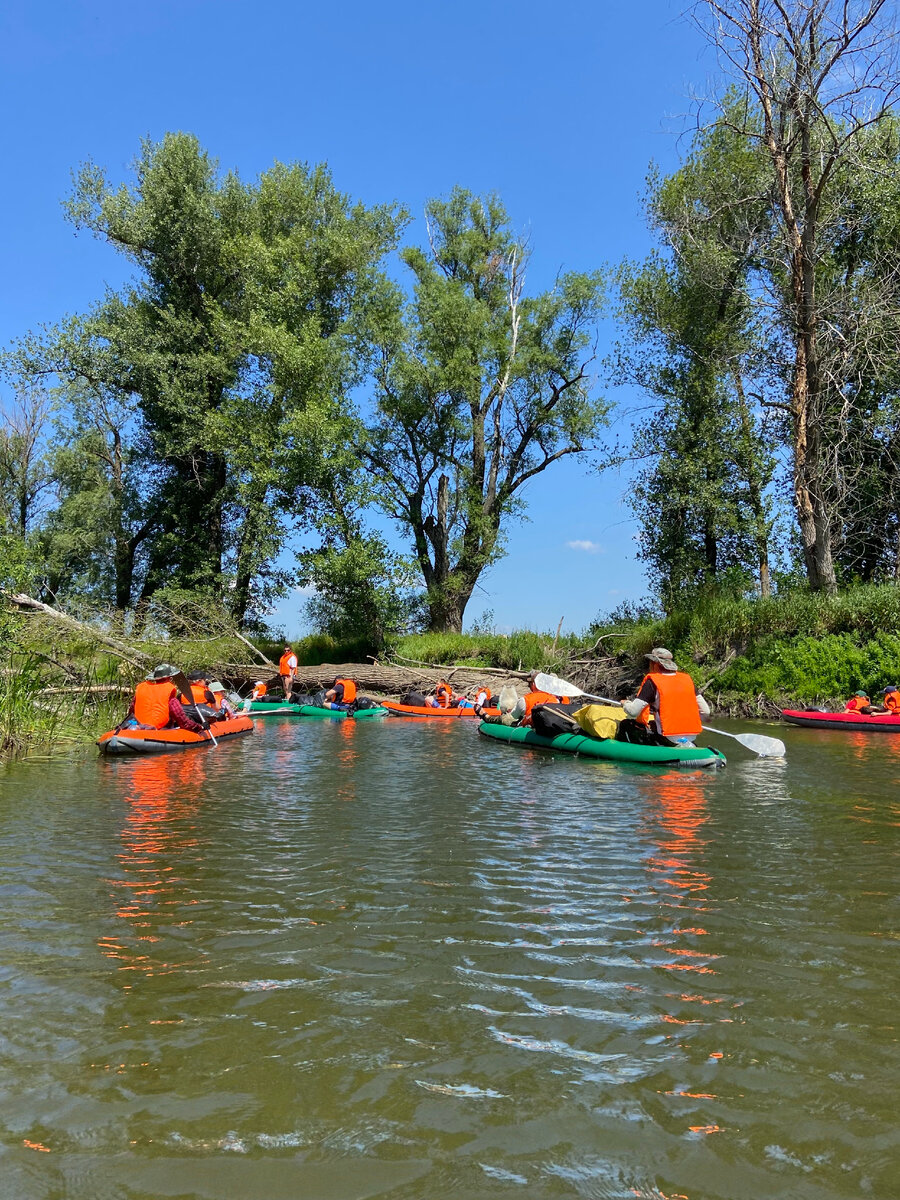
[279,645,298,702]
[622,647,709,745]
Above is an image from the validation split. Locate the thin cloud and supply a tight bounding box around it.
[566,539,603,554]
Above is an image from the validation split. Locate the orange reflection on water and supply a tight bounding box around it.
[638,775,722,1006]
[643,775,713,909]
[335,719,359,801]
[99,753,206,978]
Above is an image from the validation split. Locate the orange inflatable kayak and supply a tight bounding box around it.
[382,701,500,718]
[97,715,254,755]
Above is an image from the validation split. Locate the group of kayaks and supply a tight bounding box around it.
[97,692,729,768]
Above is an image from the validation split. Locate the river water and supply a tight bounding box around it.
[0,715,896,1200]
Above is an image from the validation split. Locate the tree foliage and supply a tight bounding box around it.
[365,188,610,632]
[616,115,777,607]
[6,133,404,624]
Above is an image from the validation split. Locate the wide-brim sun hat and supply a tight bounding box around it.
[147,663,178,680]
[208,681,225,692]
[645,647,678,671]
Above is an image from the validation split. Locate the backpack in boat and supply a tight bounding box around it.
[400,690,428,707]
[531,703,580,738]
[615,717,677,747]
[571,704,626,741]
[350,695,379,711]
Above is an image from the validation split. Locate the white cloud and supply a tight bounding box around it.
[566,539,603,554]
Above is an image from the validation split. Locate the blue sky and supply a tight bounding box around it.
[0,0,714,635]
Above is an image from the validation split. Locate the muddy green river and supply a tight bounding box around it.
[0,715,897,1199]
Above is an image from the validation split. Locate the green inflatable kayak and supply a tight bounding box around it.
[294,704,387,720]
[478,721,725,767]
[245,701,387,720]
[245,700,302,715]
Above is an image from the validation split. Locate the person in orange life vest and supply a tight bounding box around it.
[251,681,267,701]
[207,681,236,720]
[324,677,357,709]
[872,685,900,715]
[279,646,298,701]
[512,671,571,726]
[456,685,492,711]
[622,647,710,745]
[843,691,872,714]
[424,680,456,708]
[125,664,204,733]
[178,670,220,724]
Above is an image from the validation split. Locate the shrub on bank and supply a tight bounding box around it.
[714,631,900,703]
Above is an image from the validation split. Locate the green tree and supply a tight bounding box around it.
[8,133,404,624]
[0,389,54,539]
[696,0,900,591]
[616,117,777,606]
[365,188,609,632]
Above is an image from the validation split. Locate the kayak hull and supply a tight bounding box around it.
[294,705,387,720]
[245,701,387,719]
[478,721,725,767]
[245,701,300,715]
[97,716,254,756]
[384,701,500,718]
[782,709,900,732]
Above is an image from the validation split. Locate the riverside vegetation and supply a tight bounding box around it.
[5,582,900,758]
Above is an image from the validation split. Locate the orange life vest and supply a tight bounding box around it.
[189,682,209,704]
[884,690,900,714]
[334,677,357,703]
[279,652,296,676]
[522,690,563,719]
[637,671,702,736]
[252,683,267,700]
[844,696,869,713]
[434,682,453,708]
[478,687,492,705]
[133,680,177,729]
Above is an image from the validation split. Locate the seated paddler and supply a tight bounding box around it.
[125,664,204,733]
[622,647,709,745]
[843,691,872,714]
[207,681,237,720]
[323,677,357,710]
[870,684,900,715]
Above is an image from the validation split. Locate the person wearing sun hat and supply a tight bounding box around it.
[125,664,204,732]
[207,681,237,720]
[622,647,710,745]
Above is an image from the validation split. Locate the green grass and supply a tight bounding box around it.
[590,583,900,705]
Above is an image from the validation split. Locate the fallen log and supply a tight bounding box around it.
[38,684,132,696]
[222,661,531,697]
[4,593,152,667]
[388,653,531,680]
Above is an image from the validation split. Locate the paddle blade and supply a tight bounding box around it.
[704,724,785,757]
[534,672,584,698]
[733,732,786,758]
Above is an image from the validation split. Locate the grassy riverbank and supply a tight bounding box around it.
[287,584,900,715]
[587,585,900,713]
